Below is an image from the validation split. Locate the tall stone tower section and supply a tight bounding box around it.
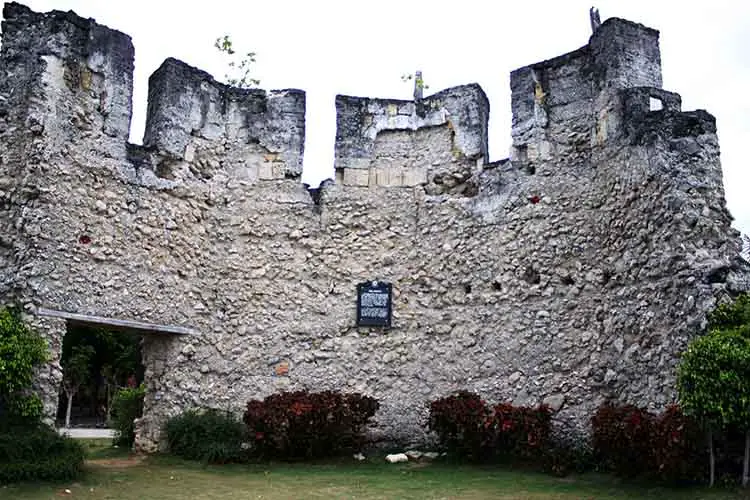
[0,2,135,416]
[506,16,748,423]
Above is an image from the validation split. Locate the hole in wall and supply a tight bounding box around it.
[463,283,472,294]
[649,97,663,111]
[492,281,502,291]
[561,275,575,286]
[706,266,729,284]
[155,158,177,180]
[513,144,528,163]
[522,266,541,285]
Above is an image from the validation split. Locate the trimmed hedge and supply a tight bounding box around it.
[428,391,491,460]
[244,390,379,460]
[428,391,552,463]
[164,409,249,464]
[0,423,84,484]
[592,403,707,483]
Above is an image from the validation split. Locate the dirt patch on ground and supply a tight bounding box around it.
[86,455,145,468]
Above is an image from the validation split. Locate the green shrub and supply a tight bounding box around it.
[0,307,48,423]
[164,409,248,463]
[110,384,145,447]
[544,442,596,477]
[0,423,84,483]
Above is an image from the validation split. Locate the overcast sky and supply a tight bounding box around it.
[13,1,750,234]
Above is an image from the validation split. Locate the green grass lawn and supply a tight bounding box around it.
[0,440,745,500]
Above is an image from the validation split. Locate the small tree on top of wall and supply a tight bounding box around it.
[678,293,750,487]
[0,307,47,424]
[214,35,259,88]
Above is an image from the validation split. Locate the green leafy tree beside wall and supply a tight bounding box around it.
[0,307,47,424]
[678,293,750,487]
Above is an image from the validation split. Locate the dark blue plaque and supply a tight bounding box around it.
[356,281,392,327]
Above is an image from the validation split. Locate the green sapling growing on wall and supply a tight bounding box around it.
[214,35,260,88]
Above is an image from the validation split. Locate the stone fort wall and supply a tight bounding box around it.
[0,2,747,450]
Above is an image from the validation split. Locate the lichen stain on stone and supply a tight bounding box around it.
[80,67,92,91]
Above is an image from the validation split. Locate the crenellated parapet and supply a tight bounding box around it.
[334,84,489,189]
[144,58,305,180]
[510,17,667,165]
[1,2,306,188]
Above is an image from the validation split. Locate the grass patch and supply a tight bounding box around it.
[0,456,746,499]
[76,439,131,460]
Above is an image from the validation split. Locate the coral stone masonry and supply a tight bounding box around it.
[1,2,748,451]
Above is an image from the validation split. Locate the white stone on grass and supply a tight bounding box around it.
[385,453,409,463]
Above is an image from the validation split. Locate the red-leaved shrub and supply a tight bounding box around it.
[592,404,656,477]
[593,403,706,482]
[243,390,378,460]
[652,405,706,483]
[428,392,552,463]
[492,403,552,460]
[428,391,492,461]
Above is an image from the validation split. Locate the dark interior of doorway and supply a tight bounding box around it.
[55,322,144,428]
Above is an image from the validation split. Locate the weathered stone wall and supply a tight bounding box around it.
[1,3,747,451]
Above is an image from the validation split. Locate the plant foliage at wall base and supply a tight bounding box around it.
[0,423,84,483]
[110,384,145,447]
[164,409,249,464]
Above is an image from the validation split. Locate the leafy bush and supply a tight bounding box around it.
[492,403,552,460]
[592,403,656,477]
[428,392,553,463]
[652,405,706,483]
[0,423,84,483]
[707,293,750,332]
[544,441,596,477]
[592,403,707,482]
[677,328,750,486]
[164,409,248,464]
[428,391,492,461]
[110,384,145,447]
[0,307,47,423]
[244,390,379,460]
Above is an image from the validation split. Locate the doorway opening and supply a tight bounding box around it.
[55,321,144,429]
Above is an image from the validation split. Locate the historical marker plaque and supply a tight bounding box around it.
[356,281,392,327]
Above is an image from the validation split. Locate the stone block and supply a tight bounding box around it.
[342,168,370,186]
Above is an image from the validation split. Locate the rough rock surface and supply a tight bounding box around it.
[0,4,748,451]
